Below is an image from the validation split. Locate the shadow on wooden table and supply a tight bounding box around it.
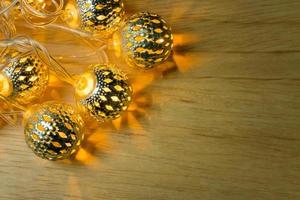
[65,34,202,166]
[69,79,154,166]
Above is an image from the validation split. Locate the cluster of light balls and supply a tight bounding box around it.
[0,0,173,161]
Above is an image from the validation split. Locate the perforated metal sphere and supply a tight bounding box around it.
[24,102,84,161]
[74,0,125,34]
[1,52,49,104]
[120,12,173,69]
[75,64,132,121]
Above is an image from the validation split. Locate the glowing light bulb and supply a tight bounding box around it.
[118,12,174,69]
[62,0,125,35]
[75,64,132,121]
[61,0,80,29]
[0,51,49,104]
[74,72,96,98]
[0,73,12,97]
[24,102,84,160]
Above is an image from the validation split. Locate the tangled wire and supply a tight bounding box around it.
[0,0,64,26]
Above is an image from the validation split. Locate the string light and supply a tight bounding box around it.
[1,2,173,69]
[0,36,132,122]
[1,0,124,34]
[0,0,175,161]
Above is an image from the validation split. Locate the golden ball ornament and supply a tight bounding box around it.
[63,0,125,35]
[119,12,173,69]
[23,102,84,160]
[75,64,132,122]
[0,51,49,104]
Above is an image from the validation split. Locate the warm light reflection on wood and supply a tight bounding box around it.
[66,176,82,199]
[173,33,199,46]
[69,125,110,166]
[173,53,200,72]
[74,148,95,165]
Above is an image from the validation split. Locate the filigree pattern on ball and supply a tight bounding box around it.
[120,12,173,69]
[77,0,125,33]
[77,64,132,121]
[1,52,49,104]
[24,103,84,160]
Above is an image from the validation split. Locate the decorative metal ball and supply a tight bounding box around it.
[119,12,173,69]
[65,0,125,34]
[75,64,132,121]
[0,52,49,104]
[24,102,84,161]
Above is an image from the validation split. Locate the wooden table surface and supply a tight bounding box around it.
[0,0,300,199]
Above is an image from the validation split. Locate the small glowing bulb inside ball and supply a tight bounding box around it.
[24,102,84,161]
[118,12,174,69]
[74,72,96,98]
[62,0,125,35]
[0,52,49,104]
[75,64,132,122]
[0,73,12,97]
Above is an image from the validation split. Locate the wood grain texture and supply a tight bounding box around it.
[0,0,300,199]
